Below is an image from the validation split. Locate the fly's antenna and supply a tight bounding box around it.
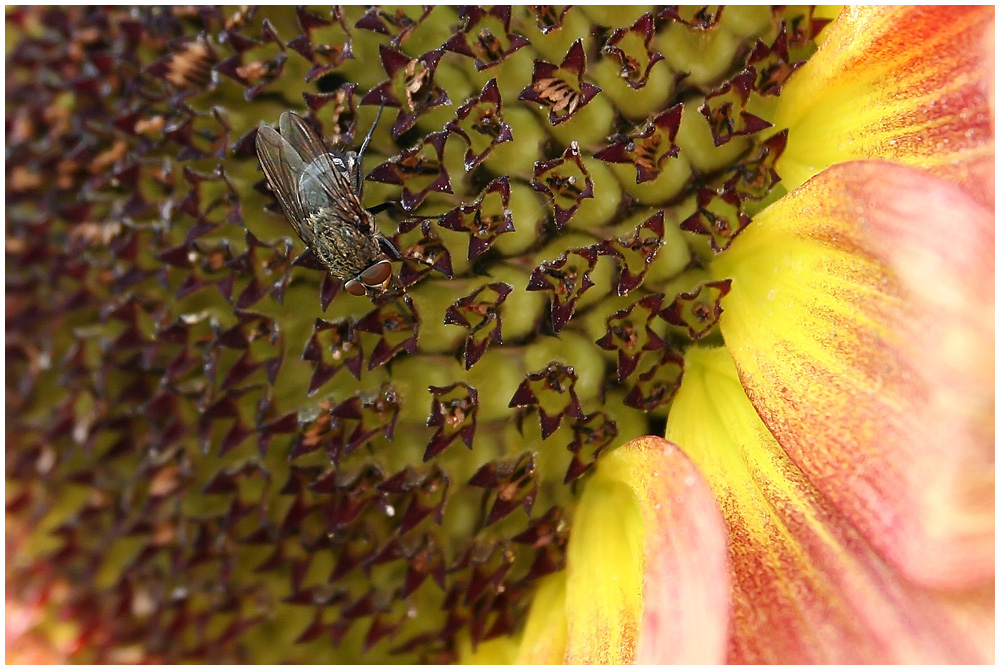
[358,101,385,161]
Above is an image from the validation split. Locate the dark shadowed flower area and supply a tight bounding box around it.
[5,5,994,664]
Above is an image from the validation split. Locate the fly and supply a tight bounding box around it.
[255,106,397,298]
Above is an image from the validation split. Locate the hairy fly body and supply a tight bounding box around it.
[255,108,395,298]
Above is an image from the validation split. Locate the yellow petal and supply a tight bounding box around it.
[712,161,994,590]
[668,346,994,663]
[514,573,568,664]
[775,6,995,207]
[457,633,520,665]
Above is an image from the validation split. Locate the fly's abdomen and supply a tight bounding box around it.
[307,208,385,281]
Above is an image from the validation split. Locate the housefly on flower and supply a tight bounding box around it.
[255,106,399,299]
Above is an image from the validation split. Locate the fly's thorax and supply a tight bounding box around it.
[307,207,386,281]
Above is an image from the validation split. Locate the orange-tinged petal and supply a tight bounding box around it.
[541,436,730,664]
[667,346,994,663]
[774,6,995,207]
[712,161,994,590]
[6,594,78,664]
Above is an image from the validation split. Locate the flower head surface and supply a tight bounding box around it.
[5,5,993,664]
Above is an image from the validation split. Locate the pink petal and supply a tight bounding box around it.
[713,161,994,590]
[669,347,994,663]
[517,436,731,663]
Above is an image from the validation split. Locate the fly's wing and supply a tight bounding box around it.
[255,123,314,243]
[278,112,372,231]
[277,111,333,170]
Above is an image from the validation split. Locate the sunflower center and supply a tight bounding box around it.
[5,5,826,663]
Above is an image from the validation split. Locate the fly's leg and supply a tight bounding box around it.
[367,201,396,217]
[378,235,401,260]
[358,102,385,159]
[354,102,386,196]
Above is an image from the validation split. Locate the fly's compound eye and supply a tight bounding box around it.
[359,260,392,287]
[344,279,368,296]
